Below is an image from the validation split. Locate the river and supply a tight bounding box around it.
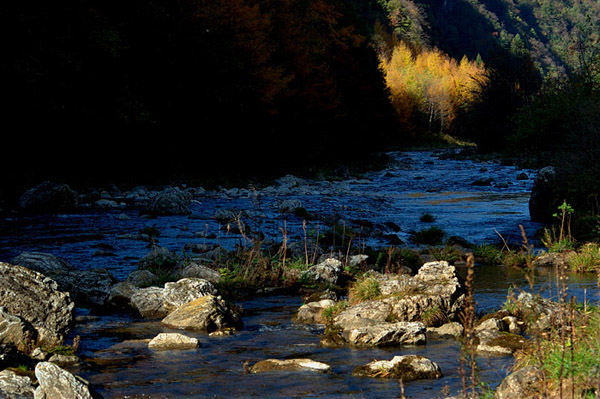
[0,149,598,398]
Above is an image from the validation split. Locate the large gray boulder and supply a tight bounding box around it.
[0,307,37,353]
[163,278,217,313]
[34,362,94,399]
[142,187,192,216]
[129,278,217,319]
[11,252,117,309]
[302,258,344,285]
[0,263,75,347]
[18,182,78,213]
[495,366,544,399]
[0,369,36,399]
[161,295,242,332]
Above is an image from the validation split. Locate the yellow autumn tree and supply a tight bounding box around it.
[381,41,487,135]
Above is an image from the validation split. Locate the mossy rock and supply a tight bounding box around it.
[352,355,443,381]
[487,332,527,352]
[320,325,346,348]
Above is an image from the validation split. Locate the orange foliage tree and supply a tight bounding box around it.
[380,41,487,135]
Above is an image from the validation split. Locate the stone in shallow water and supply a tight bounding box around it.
[250,358,331,373]
[352,355,442,381]
[148,333,199,350]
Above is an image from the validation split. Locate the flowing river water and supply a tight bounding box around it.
[1,149,598,398]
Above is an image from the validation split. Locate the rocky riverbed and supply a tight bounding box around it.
[1,149,598,398]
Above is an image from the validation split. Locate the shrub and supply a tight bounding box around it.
[474,244,503,265]
[349,277,381,304]
[410,227,445,245]
[420,213,436,223]
[569,243,600,273]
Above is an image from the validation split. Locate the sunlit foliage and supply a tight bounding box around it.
[380,41,487,135]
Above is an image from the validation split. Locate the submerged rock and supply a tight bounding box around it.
[352,355,442,381]
[34,362,93,399]
[161,295,242,332]
[250,358,331,373]
[0,263,75,347]
[148,333,199,350]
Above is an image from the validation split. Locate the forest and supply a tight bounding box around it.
[2,0,600,225]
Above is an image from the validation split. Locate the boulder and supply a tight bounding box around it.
[302,258,343,285]
[138,246,178,271]
[148,333,199,350]
[0,307,37,353]
[142,187,192,216]
[0,369,36,399]
[162,278,217,313]
[161,295,242,332]
[34,362,93,399]
[427,322,464,340]
[386,261,466,325]
[130,287,167,319]
[0,263,75,346]
[529,166,559,223]
[107,282,139,309]
[352,355,442,381]
[294,299,336,324]
[250,359,330,373]
[10,252,74,273]
[494,366,544,399]
[11,252,117,309]
[125,270,158,287]
[345,321,427,347]
[18,181,78,213]
[173,262,221,284]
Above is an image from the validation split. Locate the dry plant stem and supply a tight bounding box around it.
[303,220,309,267]
[399,378,406,399]
[460,254,478,398]
[280,222,288,268]
[312,223,321,265]
[345,237,353,267]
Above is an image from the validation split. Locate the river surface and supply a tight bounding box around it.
[1,149,598,398]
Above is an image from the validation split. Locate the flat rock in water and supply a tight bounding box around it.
[250,359,331,373]
[148,333,199,350]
